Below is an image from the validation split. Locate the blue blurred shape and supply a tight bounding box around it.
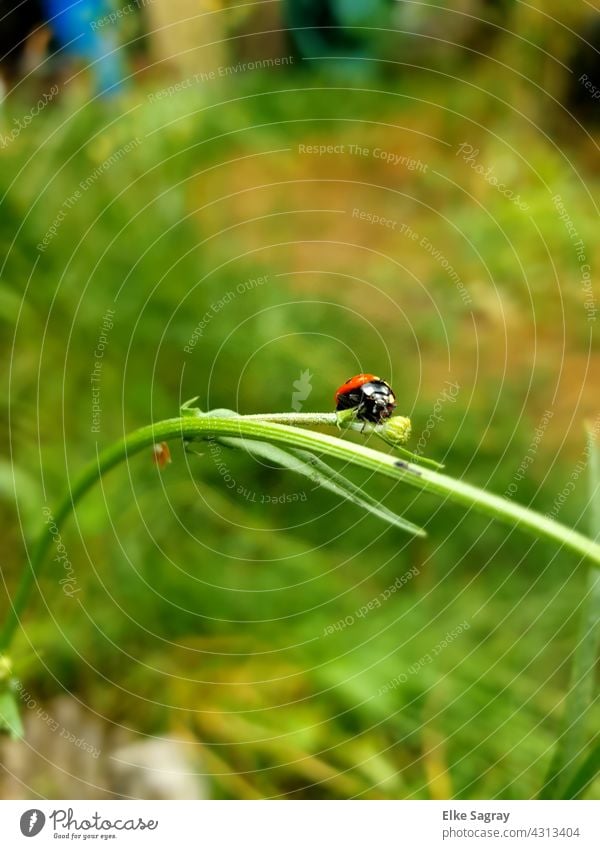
[42,0,126,95]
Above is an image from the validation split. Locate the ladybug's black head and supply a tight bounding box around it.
[335,378,396,423]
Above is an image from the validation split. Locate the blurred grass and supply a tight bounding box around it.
[1,62,599,799]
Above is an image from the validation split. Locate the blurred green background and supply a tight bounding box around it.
[1,0,599,799]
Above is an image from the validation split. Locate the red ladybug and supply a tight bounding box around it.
[334,374,396,423]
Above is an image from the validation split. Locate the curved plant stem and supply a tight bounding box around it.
[540,424,600,798]
[2,414,600,653]
[239,412,339,425]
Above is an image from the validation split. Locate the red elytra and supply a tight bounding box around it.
[334,374,396,424]
[334,373,380,405]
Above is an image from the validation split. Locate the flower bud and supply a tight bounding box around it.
[381,415,412,445]
[0,655,13,683]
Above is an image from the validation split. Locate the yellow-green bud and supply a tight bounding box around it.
[0,655,13,682]
[381,415,412,445]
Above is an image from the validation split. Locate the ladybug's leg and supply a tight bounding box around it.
[357,402,368,432]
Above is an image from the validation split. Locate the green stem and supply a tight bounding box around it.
[238,412,339,425]
[540,425,600,798]
[3,414,600,653]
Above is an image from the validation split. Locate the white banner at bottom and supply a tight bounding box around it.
[0,800,597,848]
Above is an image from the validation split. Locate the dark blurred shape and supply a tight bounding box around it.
[283,0,392,74]
[0,0,127,95]
[0,0,45,80]
[565,16,600,125]
[282,0,517,77]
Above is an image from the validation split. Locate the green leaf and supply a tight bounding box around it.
[292,447,426,536]
[539,425,600,798]
[215,435,426,538]
[0,459,40,536]
[375,438,445,471]
[0,285,27,324]
[0,686,25,740]
[180,396,202,417]
[588,420,600,542]
[562,737,600,799]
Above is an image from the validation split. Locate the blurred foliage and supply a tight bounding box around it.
[1,19,599,799]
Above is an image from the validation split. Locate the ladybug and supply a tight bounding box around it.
[334,374,397,424]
